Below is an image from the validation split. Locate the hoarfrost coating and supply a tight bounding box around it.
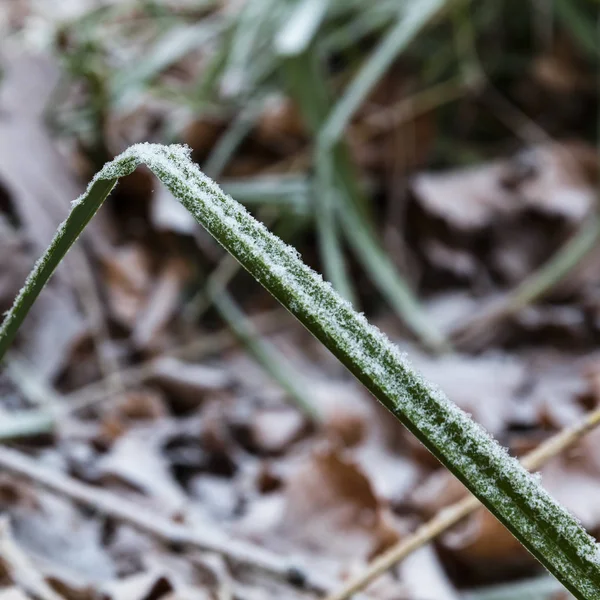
[3,142,600,599]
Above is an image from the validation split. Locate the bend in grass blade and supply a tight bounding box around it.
[3,144,600,599]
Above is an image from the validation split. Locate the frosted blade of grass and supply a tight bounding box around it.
[2,144,600,600]
[274,0,329,56]
[319,0,447,147]
[0,177,117,359]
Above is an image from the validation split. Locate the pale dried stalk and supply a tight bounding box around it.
[325,404,600,600]
[0,445,330,594]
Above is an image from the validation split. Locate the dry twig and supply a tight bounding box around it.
[0,446,330,594]
[324,404,600,600]
[0,517,65,600]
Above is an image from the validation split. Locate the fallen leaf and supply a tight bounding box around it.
[276,447,400,560]
[8,489,116,586]
[132,257,190,351]
[96,425,187,513]
[101,244,153,329]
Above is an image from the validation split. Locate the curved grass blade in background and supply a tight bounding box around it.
[1,144,600,600]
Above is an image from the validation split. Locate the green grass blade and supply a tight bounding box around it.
[509,216,600,312]
[111,19,226,110]
[338,201,449,351]
[319,0,448,147]
[553,0,599,59]
[0,177,117,359]
[2,143,600,600]
[202,98,264,178]
[221,175,310,211]
[284,51,357,303]
[211,288,319,421]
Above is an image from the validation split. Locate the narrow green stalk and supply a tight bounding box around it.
[509,216,600,312]
[284,51,357,304]
[2,144,600,599]
[211,289,319,421]
[319,0,448,147]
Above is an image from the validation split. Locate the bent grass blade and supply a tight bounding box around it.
[1,144,600,600]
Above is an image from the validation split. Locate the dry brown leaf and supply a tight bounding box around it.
[412,142,596,231]
[102,571,173,600]
[510,142,597,222]
[412,160,514,231]
[276,447,400,560]
[411,470,534,580]
[101,244,153,329]
[313,381,374,448]
[132,257,190,351]
[110,389,170,423]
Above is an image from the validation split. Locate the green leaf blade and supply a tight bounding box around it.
[2,143,600,599]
